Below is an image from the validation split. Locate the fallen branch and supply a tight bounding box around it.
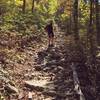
[71,62,85,100]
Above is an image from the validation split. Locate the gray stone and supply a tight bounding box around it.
[18,91,25,99]
[5,84,19,93]
[24,80,48,91]
[24,80,55,92]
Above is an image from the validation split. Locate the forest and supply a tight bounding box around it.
[0,0,100,100]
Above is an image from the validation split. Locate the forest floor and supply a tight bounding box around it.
[0,28,76,100]
[0,26,100,100]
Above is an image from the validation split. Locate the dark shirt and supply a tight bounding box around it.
[45,23,53,34]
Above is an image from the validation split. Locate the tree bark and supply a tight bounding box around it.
[89,0,97,65]
[88,0,97,99]
[95,1,100,99]
[22,0,26,13]
[32,0,35,13]
[73,0,79,41]
[95,0,100,45]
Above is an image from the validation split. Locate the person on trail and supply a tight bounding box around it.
[44,20,54,47]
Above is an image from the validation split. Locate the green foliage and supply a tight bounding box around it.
[0,0,59,35]
[0,0,91,37]
[79,0,90,26]
[48,0,58,14]
[0,0,58,35]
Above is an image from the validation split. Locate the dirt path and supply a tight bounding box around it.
[3,29,79,100]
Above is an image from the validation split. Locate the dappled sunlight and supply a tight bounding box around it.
[0,0,100,100]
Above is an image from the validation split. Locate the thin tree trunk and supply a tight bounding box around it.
[73,0,79,41]
[89,0,96,66]
[95,0,100,46]
[69,1,72,34]
[22,0,26,13]
[32,0,34,13]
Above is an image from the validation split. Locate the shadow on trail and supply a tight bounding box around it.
[36,45,77,100]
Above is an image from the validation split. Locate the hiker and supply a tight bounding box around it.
[44,20,54,47]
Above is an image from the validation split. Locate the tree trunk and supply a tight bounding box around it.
[95,0,100,46]
[73,0,79,41]
[95,1,100,99]
[32,0,35,13]
[88,0,97,99]
[22,0,26,13]
[89,0,97,66]
[69,1,72,34]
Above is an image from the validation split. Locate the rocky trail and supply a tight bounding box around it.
[1,27,99,100]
